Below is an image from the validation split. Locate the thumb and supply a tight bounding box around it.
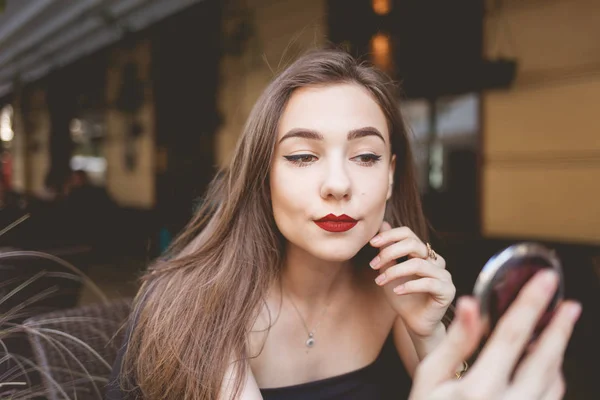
[414,297,483,387]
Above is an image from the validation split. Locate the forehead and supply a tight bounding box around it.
[277,83,389,139]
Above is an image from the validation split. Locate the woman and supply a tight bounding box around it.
[108,49,579,400]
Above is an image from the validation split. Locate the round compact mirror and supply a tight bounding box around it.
[473,242,564,340]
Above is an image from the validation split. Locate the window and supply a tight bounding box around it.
[401,93,480,232]
[401,93,479,193]
[69,112,107,186]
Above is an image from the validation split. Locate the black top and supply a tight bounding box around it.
[106,333,411,400]
[259,334,412,400]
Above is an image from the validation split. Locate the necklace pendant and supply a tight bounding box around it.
[305,333,315,348]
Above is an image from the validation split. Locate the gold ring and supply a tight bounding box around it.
[426,242,438,261]
[455,360,469,379]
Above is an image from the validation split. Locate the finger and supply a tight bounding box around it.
[370,225,416,248]
[465,270,559,389]
[375,257,450,286]
[393,277,452,299]
[375,221,395,256]
[370,222,396,270]
[370,237,428,269]
[506,369,566,400]
[510,301,580,399]
[412,297,483,395]
[540,372,566,400]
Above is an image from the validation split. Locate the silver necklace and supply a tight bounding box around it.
[285,292,330,349]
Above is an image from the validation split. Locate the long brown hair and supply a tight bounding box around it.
[121,48,427,399]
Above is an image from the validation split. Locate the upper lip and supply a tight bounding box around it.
[315,214,357,222]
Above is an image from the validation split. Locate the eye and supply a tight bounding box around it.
[284,154,318,167]
[352,153,382,166]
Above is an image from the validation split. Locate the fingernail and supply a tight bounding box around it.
[393,285,404,294]
[370,235,381,245]
[370,256,380,269]
[375,274,385,285]
[539,270,558,289]
[569,303,582,321]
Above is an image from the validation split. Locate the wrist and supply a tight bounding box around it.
[408,321,446,361]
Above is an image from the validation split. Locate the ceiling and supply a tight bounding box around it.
[0,0,204,99]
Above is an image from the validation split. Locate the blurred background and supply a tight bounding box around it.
[0,0,597,398]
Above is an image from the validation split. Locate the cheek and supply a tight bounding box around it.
[270,165,308,221]
[357,170,390,233]
[358,169,390,207]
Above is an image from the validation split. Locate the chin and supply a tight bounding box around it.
[305,241,365,263]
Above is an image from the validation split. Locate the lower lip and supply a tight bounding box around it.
[314,221,358,233]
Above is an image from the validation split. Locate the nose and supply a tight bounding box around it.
[320,156,352,201]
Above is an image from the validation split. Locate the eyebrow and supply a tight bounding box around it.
[279,127,386,144]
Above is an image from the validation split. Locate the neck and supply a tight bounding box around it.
[280,243,355,312]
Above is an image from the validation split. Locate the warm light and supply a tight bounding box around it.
[370,33,393,72]
[0,105,14,142]
[372,0,391,16]
[371,33,390,54]
[0,128,14,142]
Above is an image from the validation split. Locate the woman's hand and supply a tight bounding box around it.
[369,222,455,338]
[409,270,581,400]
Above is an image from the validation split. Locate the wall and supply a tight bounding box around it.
[216,0,326,167]
[15,88,51,195]
[104,39,155,209]
[9,91,27,193]
[8,40,156,210]
[482,0,600,244]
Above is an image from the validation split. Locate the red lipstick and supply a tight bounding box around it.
[314,214,358,233]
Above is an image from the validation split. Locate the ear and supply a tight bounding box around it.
[387,154,396,200]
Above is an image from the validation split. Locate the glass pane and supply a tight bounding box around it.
[69,112,107,186]
[435,93,479,139]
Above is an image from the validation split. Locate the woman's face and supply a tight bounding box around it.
[270,83,395,262]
